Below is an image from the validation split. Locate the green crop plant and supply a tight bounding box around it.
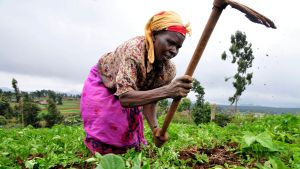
[1,114,299,168]
[239,132,278,159]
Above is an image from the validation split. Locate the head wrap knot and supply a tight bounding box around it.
[145,11,191,64]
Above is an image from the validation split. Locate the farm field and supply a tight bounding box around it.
[38,99,80,115]
[0,111,299,169]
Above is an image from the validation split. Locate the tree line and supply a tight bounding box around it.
[0,79,81,127]
[0,88,80,103]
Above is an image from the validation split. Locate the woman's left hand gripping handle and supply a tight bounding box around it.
[153,127,169,147]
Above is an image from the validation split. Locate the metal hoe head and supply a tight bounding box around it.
[224,0,276,29]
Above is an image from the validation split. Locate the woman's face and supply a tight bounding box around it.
[153,30,185,63]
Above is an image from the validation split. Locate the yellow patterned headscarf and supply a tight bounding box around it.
[145,11,191,64]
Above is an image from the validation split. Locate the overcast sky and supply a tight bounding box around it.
[1,0,299,108]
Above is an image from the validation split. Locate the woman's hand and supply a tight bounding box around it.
[166,75,193,99]
[153,127,169,147]
[118,75,192,107]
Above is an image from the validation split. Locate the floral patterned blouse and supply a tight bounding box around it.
[98,36,176,96]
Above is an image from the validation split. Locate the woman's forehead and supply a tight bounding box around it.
[160,31,185,41]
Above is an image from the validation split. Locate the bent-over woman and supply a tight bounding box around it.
[80,11,193,155]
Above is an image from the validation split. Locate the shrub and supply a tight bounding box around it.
[231,112,258,125]
[214,113,233,127]
[44,99,64,127]
[191,102,211,125]
[177,97,192,112]
[0,99,14,119]
[63,115,82,126]
[170,110,194,124]
[190,78,212,125]
[156,99,169,116]
[23,101,41,127]
[0,115,7,126]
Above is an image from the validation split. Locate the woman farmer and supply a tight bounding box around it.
[80,11,192,155]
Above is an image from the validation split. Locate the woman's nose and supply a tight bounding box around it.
[170,46,178,55]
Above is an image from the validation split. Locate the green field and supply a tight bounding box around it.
[36,99,81,126]
[38,99,80,115]
[58,100,81,117]
[1,112,300,169]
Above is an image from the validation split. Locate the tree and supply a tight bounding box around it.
[2,91,13,102]
[12,78,24,125]
[22,93,41,127]
[44,98,64,127]
[23,101,41,127]
[0,98,13,119]
[221,30,254,113]
[156,99,169,116]
[12,78,21,103]
[48,90,57,103]
[57,95,63,105]
[190,78,211,125]
[177,97,192,112]
[0,115,7,126]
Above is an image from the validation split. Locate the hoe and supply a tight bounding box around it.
[156,0,276,147]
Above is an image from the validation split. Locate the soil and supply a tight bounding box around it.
[16,152,95,169]
[16,143,266,169]
[178,142,245,169]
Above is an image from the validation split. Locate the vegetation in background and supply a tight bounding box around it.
[190,78,211,125]
[22,94,41,127]
[44,98,64,127]
[221,30,254,113]
[12,78,24,126]
[156,99,168,116]
[177,97,192,112]
[0,115,7,126]
[0,79,78,128]
[0,96,14,119]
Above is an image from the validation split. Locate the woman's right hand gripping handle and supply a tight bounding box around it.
[166,75,193,99]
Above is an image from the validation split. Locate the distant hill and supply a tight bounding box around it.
[0,87,13,92]
[0,87,81,96]
[65,90,81,96]
[218,105,300,114]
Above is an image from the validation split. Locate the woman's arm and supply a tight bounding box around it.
[119,75,193,107]
[143,103,158,132]
[143,102,169,147]
[119,85,169,107]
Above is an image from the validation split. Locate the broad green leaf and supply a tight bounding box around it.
[243,132,256,147]
[52,135,61,140]
[269,157,289,169]
[25,159,37,169]
[97,154,125,169]
[1,152,9,156]
[131,153,142,169]
[86,157,96,163]
[141,160,151,169]
[256,132,278,151]
[256,162,269,169]
[95,152,102,159]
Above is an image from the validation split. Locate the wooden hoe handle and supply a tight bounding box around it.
[158,0,276,145]
[159,0,227,139]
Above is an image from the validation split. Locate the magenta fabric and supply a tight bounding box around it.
[80,65,147,154]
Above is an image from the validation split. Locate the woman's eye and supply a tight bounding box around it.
[167,40,175,45]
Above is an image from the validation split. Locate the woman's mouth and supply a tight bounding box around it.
[164,54,173,60]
